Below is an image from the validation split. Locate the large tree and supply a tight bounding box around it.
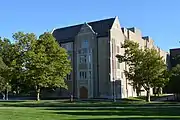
[139,48,167,102]
[152,69,170,96]
[12,32,38,95]
[13,32,71,101]
[0,38,16,100]
[116,40,144,96]
[116,40,169,102]
[0,57,10,100]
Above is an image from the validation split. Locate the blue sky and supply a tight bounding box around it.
[0,0,180,51]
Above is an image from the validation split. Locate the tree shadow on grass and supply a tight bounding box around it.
[54,109,180,116]
[0,101,142,107]
[79,118,180,120]
[46,107,180,120]
[0,100,180,108]
[54,110,153,116]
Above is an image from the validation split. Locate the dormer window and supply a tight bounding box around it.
[61,43,72,51]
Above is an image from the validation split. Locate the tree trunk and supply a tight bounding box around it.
[136,89,140,96]
[136,86,141,97]
[136,91,140,96]
[17,86,20,94]
[146,88,151,102]
[157,87,161,97]
[36,87,40,101]
[1,93,5,100]
[6,88,8,100]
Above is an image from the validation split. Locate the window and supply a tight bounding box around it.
[112,38,115,44]
[111,39,116,53]
[88,63,91,69]
[120,42,123,47]
[68,56,71,61]
[117,46,120,53]
[66,44,69,50]
[68,53,72,61]
[67,73,71,81]
[121,72,123,79]
[84,72,87,79]
[79,55,87,63]
[78,48,88,54]
[61,44,66,49]
[112,59,115,69]
[79,71,91,79]
[61,43,72,51]
[79,71,87,80]
[117,61,120,69]
[81,40,89,48]
[89,71,92,79]
[88,54,91,63]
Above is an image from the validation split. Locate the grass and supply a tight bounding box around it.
[0,100,179,119]
[125,94,172,101]
[0,99,145,108]
[0,100,175,108]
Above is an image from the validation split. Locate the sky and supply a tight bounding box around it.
[0,0,180,51]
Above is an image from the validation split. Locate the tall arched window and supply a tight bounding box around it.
[81,40,89,48]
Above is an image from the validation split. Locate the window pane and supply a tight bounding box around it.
[121,72,123,79]
[88,55,91,63]
[89,63,91,69]
[112,59,115,69]
[84,55,87,63]
[89,71,91,79]
[82,72,84,78]
[79,55,87,63]
[61,43,72,51]
[67,73,71,81]
[84,72,87,79]
[117,61,120,69]
[79,71,88,80]
[82,40,89,48]
[61,44,66,49]
[117,46,120,53]
[79,72,81,79]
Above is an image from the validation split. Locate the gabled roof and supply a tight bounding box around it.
[52,17,116,43]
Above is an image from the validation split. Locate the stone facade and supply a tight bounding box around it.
[52,16,169,99]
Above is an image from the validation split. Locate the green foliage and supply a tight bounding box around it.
[117,40,144,96]
[13,32,71,100]
[170,64,180,94]
[0,38,14,96]
[0,32,71,100]
[26,32,71,88]
[140,48,167,89]
[116,40,169,102]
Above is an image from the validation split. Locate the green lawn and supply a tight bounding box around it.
[125,94,172,101]
[0,100,179,120]
[0,100,146,108]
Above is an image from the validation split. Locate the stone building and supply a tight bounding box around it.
[52,16,168,99]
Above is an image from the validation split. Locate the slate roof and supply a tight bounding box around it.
[52,17,115,43]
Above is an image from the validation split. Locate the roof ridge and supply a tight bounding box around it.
[87,17,115,24]
[53,17,116,43]
[55,17,115,30]
[55,24,82,30]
